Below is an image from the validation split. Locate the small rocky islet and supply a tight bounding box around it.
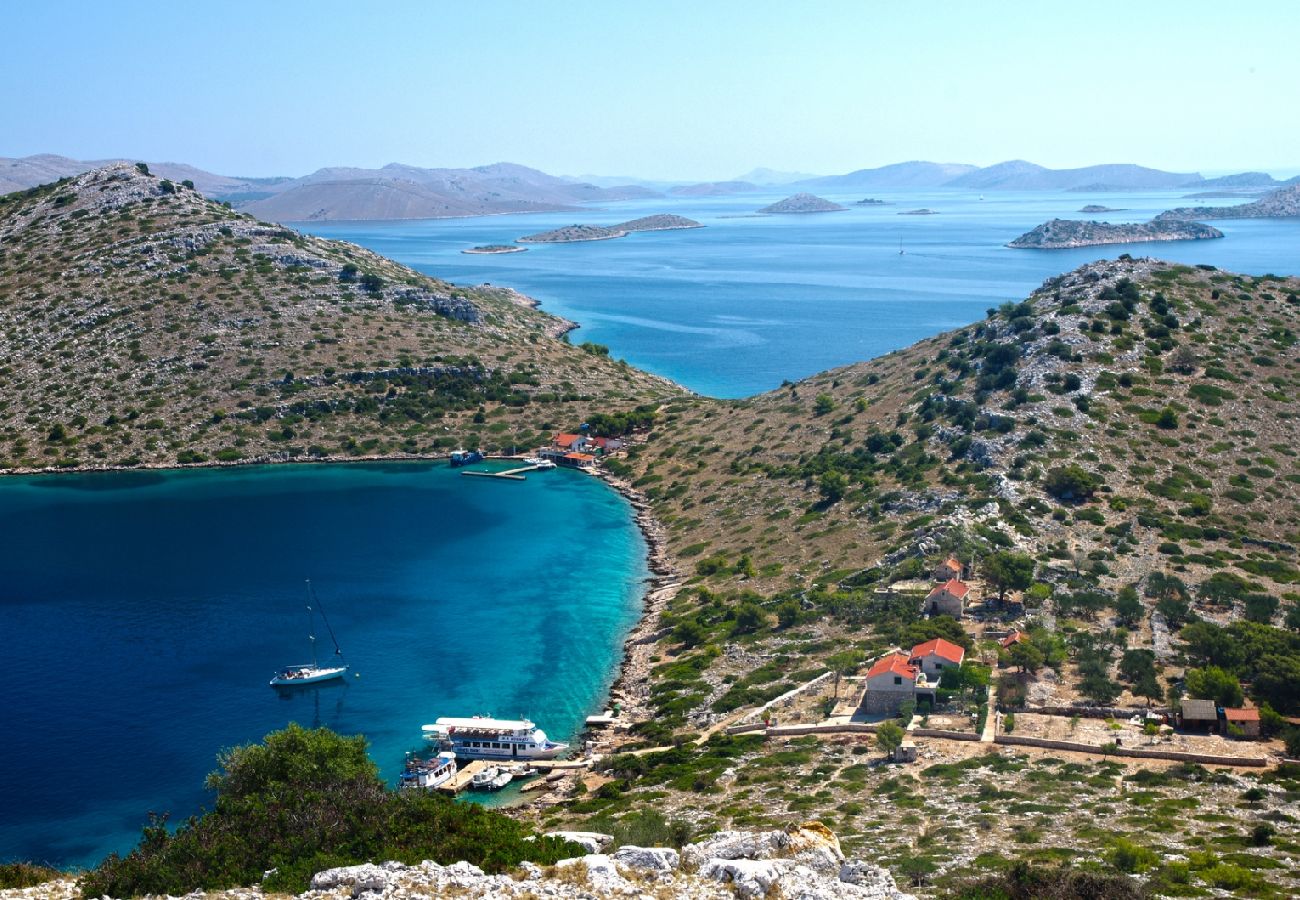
[517,214,703,244]
[462,244,528,254]
[756,193,846,214]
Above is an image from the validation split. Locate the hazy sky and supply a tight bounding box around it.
[3,1,1297,180]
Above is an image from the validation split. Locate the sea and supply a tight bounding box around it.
[304,189,1300,398]
[0,463,647,867]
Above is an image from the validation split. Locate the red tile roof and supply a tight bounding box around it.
[1000,631,1025,648]
[942,557,962,571]
[555,434,583,448]
[563,452,596,462]
[928,578,970,599]
[1223,707,1259,722]
[866,652,917,681]
[911,637,966,665]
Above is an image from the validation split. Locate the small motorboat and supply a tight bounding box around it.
[449,449,485,467]
[470,766,500,791]
[523,456,556,469]
[489,770,514,791]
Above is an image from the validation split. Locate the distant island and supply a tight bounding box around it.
[462,244,527,254]
[1156,183,1300,221]
[1007,217,1223,249]
[899,208,939,216]
[854,198,886,205]
[1078,204,1121,213]
[518,214,703,244]
[757,193,845,214]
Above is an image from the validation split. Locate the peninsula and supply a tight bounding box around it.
[1156,182,1300,221]
[1007,217,1223,248]
[756,193,845,214]
[518,214,703,243]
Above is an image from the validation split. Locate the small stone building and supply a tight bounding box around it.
[934,557,964,582]
[924,579,970,618]
[861,652,919,715]
[1223,707,1261,738]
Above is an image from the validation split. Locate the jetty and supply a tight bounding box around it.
[437,759,493,795]
[459,462,550,481]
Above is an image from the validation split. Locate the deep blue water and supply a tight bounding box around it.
[0,463,647,868]
[303,190,1300,397]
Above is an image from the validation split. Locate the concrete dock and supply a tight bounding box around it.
[437,759,492,794]
[460,463,550,481]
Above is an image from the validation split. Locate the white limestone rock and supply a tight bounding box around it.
[612,845,680,872]
[543,830,614,854]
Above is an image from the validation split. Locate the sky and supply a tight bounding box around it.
[3,0,1298,181]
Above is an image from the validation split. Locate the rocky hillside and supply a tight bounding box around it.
[618,214,704,232]
[1157,183,1300,221]
[1008,218,1223,248]
[758,193,846,214]
[0,164,682,473]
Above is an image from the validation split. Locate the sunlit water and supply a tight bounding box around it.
[305,189,1299,397]
[0,463,647,867]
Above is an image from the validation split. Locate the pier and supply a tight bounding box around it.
[437,759,493,794]
[459,463,550,481]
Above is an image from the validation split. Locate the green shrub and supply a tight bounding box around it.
[81,725,581,897]
[0,864,61,889]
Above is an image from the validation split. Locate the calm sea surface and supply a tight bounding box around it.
[304,189,1300,397]
[0,463,647,867]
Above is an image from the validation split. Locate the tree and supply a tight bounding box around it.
[984,551,1036,601]
[776,599,801,629]
[1134,670,1163,706]
[1243,594,1279,625]
[1118,649,1156,685]
[1252,655,1300,714]
[1114,586,1143,626]
[818,470,848,504]
[1286,603,1300,632]
[1043,464,1101,503]
[1156,594,1193,629]
[731,602,765,635]
[673,618,706,649]
[1007,640,1044,674]
[1185,666,1243,707]
[876,720,904,757]
[1155,407,1178,429]
[813,393,836,415]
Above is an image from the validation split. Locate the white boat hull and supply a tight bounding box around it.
[269,665,348,686]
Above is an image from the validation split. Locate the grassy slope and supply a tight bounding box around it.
[0,164,682,472]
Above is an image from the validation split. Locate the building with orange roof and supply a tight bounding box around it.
[924,578,970,619]
[1000,630,1026,649]
[1223,707,1261,738]
[910,637,966,676]
[934,557,964,582]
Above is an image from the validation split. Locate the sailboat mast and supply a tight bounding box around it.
[307,579,345,662]
[305,580,319,667]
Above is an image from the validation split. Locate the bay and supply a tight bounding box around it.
[304,189,1300,398]
[0,462,647,868]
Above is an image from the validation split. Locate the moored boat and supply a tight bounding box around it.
[270,581,349,687]
[421,716,569,761]
[399,751,458,791]
[523,456,556,469]
[449,448,485,467]
[469,766,500,791]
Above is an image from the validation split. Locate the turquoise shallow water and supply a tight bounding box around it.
[0,462,647,868]
[304,189,1300,398]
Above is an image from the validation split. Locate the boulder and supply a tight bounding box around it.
[680,829,788,869]
[699,858,788,899]
[612,845,681,872]
[839,858,915,897]
[785,821,846,874]
[310,862,397,896]
[555,853,632,893]
[543,830,613,854]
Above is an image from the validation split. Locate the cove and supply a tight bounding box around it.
[0,462,648,868]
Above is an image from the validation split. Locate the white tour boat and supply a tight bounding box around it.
[421,716,569,761]
[523,456,557,469]
[270,580,349,687]
[398,751,458,791]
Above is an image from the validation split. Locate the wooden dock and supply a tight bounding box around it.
[437,759,492,795]
[460,463,551,481]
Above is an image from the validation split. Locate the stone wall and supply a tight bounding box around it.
[994,734,1267,767]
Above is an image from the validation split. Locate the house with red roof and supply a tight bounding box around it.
[1000,630,1026,649]
[861,650,938,715]
[934,557,965,582]
[559,451,597,470]
[588,435,625,454]
[553,433,589,452]
[910,638,966,676]
[1223,707,1261,738]
[924,578,970,618]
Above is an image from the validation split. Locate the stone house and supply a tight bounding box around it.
[934,557,964,582]
[1223,707,1261,738]
[1178,698,1219,732]
[910,637,965,677]
[924,579,970,618]
[861,652,919,715]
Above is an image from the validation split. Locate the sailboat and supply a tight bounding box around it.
[269,580,349,687]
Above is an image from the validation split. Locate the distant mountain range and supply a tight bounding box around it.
[4,153,1297,221]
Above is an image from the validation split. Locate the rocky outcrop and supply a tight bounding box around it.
[296,823,914,899]
[1007,217,1223,249]
[758,193,846,214]
[1156,183,1300,221]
